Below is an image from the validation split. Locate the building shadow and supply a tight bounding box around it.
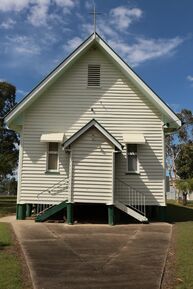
[166,203,193,223]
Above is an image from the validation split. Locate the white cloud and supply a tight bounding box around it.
[17,89,27,95]
[27,0,50,27]
[54,0,74,8]
[5,35,41,55]
[85,1,92,10]
[0,0,77,27]
[0,0,31,12]
[109,36,183,66]
[0,18,16,29]
[63,36,82,52]
[110,6,143,30]
[54,0,76,14]
[187,75,193,82]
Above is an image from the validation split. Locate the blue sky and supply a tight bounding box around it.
[0,0,193,113]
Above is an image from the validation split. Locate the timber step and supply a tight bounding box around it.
[115,201,148,223]
[35,200,68,222]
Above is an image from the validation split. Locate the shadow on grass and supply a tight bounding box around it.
[166,203,193,223]
[0,241,11,250]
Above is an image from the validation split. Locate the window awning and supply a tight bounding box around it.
[40,133,65,143]
[123,134,146,144]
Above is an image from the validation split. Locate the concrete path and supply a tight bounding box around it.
[0,217,171,289]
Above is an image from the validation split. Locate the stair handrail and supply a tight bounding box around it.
[37,178,68,199]
[115,177,146,216]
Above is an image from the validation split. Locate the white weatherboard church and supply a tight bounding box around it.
[5,32,181,224]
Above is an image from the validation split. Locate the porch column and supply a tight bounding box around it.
[108,205,115,225]
[111,151,116,204]
[67,203,74,225]
[16,204,26,220]
[26,204,32,217]
[68,150,73,202]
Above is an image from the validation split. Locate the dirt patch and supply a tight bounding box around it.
[161,225,177,289]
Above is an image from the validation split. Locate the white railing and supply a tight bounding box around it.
[115,178,146,217]
[35,204,53,215]
[37,178,69,199]
[34,178,68,216]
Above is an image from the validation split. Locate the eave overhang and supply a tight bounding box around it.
[63,119,123,151]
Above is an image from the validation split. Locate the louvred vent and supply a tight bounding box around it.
[88,65,100,87]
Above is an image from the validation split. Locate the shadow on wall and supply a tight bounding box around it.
[166,203,193,223]
[115,141,163,206]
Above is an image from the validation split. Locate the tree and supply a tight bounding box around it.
[176,178,193,205]
[165,109,193,192]
[0,177,17,195]
[0,82,19,183]
[175,142,193,179]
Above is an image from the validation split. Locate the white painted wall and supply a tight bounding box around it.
[71,127,114,204]
[18,44,165,205]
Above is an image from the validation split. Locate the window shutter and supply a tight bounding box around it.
[88,65,100,87]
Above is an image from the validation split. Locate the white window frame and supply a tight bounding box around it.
[46,142,59,172]
[126,144,139,174]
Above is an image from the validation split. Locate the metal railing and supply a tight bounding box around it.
[115,178,146,216]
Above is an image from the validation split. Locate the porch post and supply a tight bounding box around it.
[108,205,115,225]
[68,150,73,202]
[26,204,32,217]
[111,151,116,204]
[67,203,74,225]
[16,204,26,220]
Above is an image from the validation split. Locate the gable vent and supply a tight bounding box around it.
[88,64,100,87]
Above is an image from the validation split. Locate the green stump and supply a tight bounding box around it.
[16,204,26,220]
[67,203,74,225]
[108,205,115,225]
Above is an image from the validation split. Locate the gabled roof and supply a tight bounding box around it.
[5,32,181,128]
[63,119,123,151]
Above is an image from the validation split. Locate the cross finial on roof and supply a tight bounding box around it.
[89,3,101,34]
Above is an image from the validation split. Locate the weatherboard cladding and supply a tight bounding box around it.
[71,127,114,203]
[19,46,164,206]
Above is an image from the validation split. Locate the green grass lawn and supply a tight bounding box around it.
[175,222,193,289]
[0,195,16,217]
[0,223,32,289]
[166,201,193,289]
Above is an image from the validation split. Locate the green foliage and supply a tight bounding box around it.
[176,142,193,179]
[176,109,193,142]
[0,82,19,181]
[0,196,16,217]
[176,178,193,192]
[0,177,17,195]
[0,82,16,118]
[165,109,193,183]
[175,178,193,205]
